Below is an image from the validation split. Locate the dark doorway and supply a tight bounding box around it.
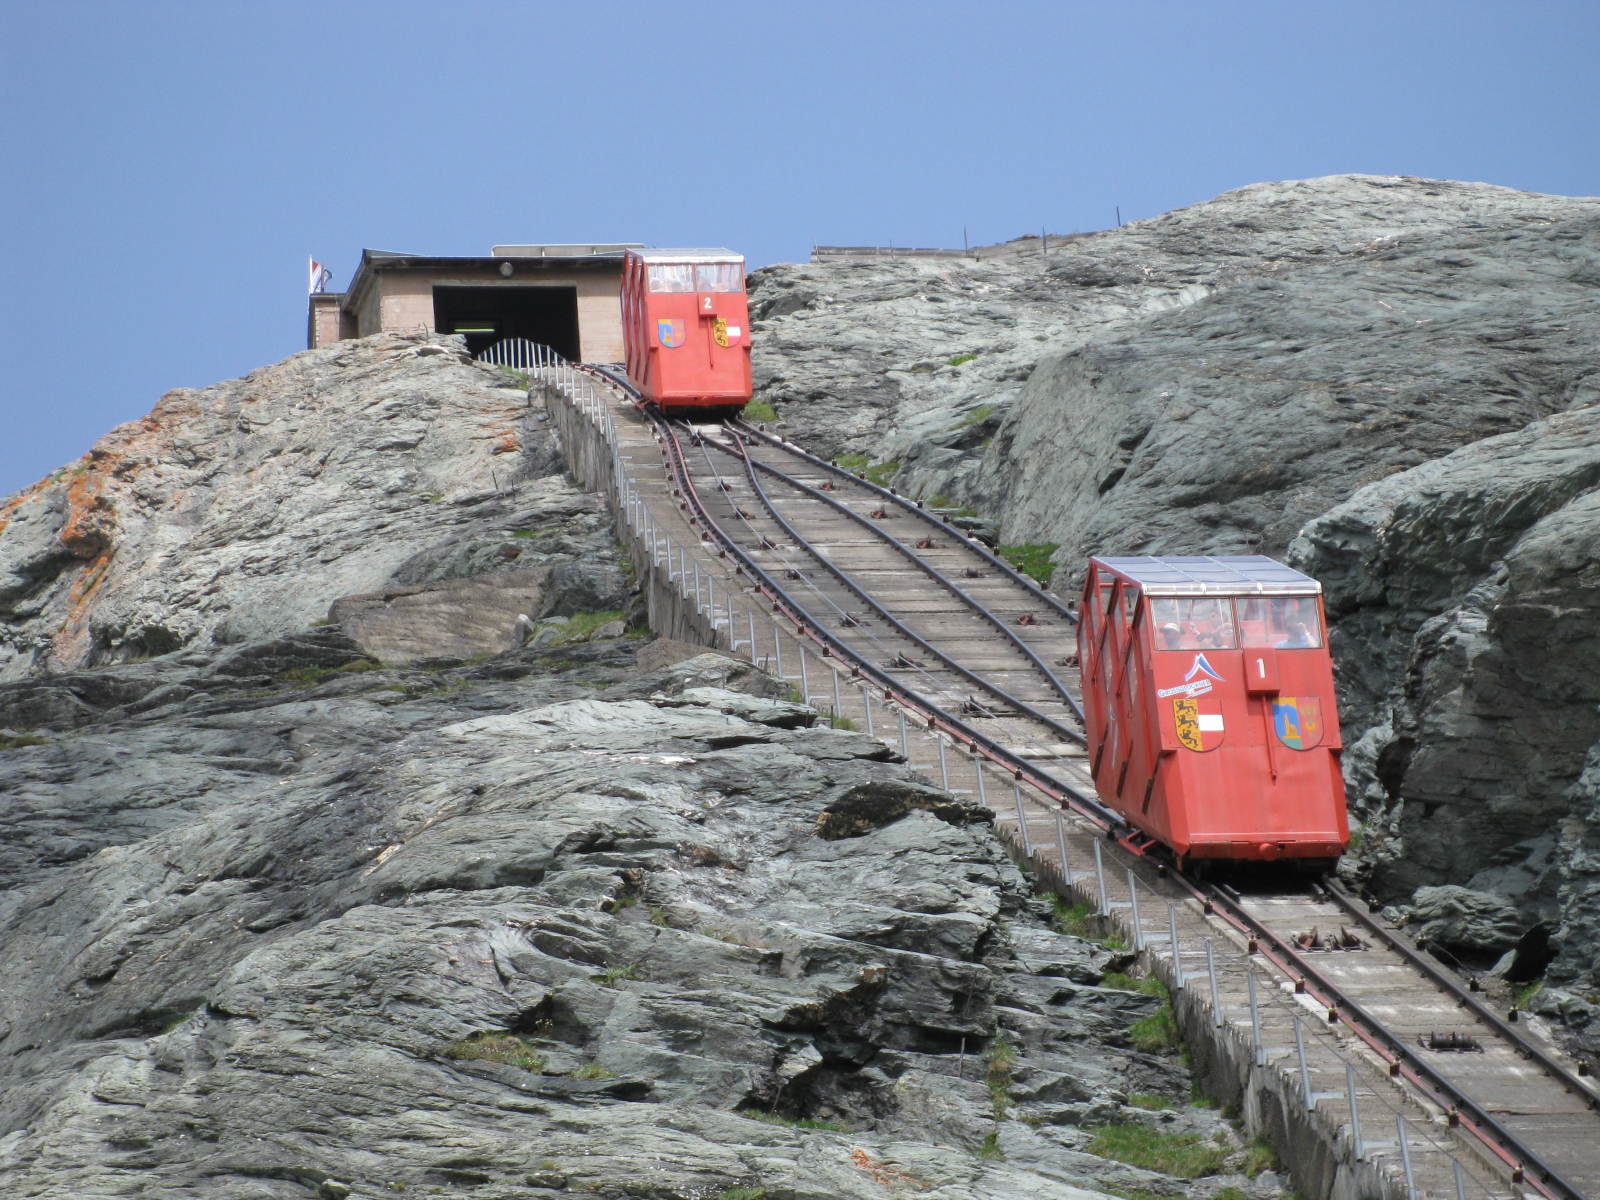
[432,285,581,360]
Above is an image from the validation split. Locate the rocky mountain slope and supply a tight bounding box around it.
[4,173,1599,1197]
[0,335,623,678]
[3,633,1262,1199]
[748,175,1600,1041]
[0,335,1273,1197]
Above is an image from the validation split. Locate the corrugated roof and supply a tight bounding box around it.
[1091,555,1320,595]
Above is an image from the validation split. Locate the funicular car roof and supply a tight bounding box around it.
[1092,555,1321,596]
[629,248,744,264]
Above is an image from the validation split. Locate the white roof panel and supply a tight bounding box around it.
[1092,555,1321,596]
[629,247,744,263]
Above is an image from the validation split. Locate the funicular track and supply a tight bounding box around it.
[561,363,1600,1200]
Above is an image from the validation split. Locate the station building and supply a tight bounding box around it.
[307,243,641,362]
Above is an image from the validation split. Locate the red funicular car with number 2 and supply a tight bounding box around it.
[1077,555,1349,873]
[620,248,751,418]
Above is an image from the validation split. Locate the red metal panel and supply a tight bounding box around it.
[620,250,752,414]
[1079,556,1350,866]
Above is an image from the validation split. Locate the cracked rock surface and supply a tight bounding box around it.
[0,332,628,678]
[748,174,1600,1046]
[0,641,1273,1199]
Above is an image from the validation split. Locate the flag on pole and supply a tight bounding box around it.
[307,258,331,294]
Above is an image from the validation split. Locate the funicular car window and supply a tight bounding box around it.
[1149,597,1238,651]
[695,263,743,292]
[649,264,696,292]
[1238,596,1322,649]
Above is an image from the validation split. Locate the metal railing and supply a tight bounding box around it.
[477,338,561,371]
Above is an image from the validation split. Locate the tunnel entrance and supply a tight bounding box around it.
[432,285,581,360]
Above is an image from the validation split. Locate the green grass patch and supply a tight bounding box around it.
[1130,1004,1181,1054]
[1103,971,1168,997]
[926,492,978,518]
[953,402,997,429]
[998,542,1058,586]
[737,1109,848,1133]
[591,963,639,987]
[1241,1138,1279,1178]
[573,1062,615,1080]
[947,352,978,367]
[0,733,50,749]
[1125,1092,1174,1111]
[976,1129,1004,1160]
[833,453,900,488]
[985,1031,1018,1120]
[716,1188,769,1200]
[829,714,856,731]
[1086,1123,1227,1178]
[1048,894,1094,938]
[496,366,531,388]
[277,659,381,686]
[442,1032,547,1073]
[743,397,778,422]
[547,609,627,646]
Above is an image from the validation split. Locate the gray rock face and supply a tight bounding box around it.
[1293,406,1600,1004]
[0,639,1265,1199]
[0,332,625,678]
[750,175,1600,569]
[750,174,1600,1040]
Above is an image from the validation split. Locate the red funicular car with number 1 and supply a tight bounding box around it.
[1078,555,1349,873]
[620,248,751,417]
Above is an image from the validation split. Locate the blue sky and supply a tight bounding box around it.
[4,0,1596,497]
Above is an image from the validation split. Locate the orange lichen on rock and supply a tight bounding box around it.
[848,1147,927,1190]
[59,468,116,559]
[52,546,115,669]
[493,429,521,455]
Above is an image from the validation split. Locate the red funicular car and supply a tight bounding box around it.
[1077,556,1349,871]
[620,248,751,416]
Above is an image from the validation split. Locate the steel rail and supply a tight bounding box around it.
[570,365,1590,1198]
[679,422,983,708]
[702,428,1086,734]
[731,418,1079,624]
[1321,879,1600,1110]
[632,408,1123,831]
[1193,882,1588,1200]
[709,427,1086,746]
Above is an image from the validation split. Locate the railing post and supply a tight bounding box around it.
[1167,904,1183,989]
[1248,971,1264,1066]
[1397,1115,1415,1199]
[1013,784,1032,856]
[1125,868,1143,950]
[1055,809,1071,883]
[937,735,949,789]
[861,687,875,738]
[1295,1016,1313,1110]
[1346,1065,1364,1159]
[1207,939,1222,1028]
[1093,839,1109,915]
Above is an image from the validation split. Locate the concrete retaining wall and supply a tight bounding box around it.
[542,380,720,649]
